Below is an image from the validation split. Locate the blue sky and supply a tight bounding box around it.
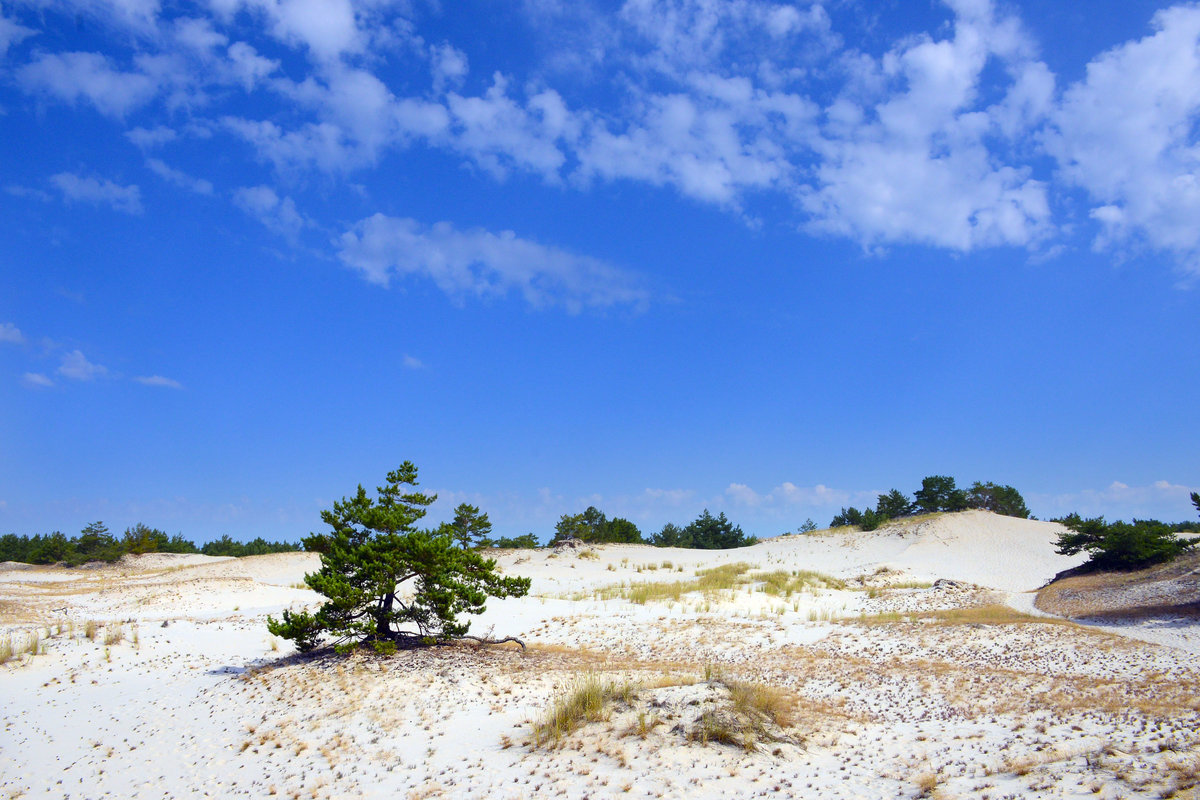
[1,0,1198,543]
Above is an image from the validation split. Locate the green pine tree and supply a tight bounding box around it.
[268,462,530,653]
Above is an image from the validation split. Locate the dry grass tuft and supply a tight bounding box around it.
[532,673,639,748]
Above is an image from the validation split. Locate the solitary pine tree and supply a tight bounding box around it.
[267,462,530,653]
[448,503,492,549]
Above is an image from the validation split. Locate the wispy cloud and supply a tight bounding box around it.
[134,375,183,389]
[146,158,213,195]
[338,214,649,312]
[21,372,53,388]
[51,172,143,214]
[401,355,425,370]
[56,350,108,381]
[233,185,306,241]
[18,51,158,117]
[0,322,24,344]
[1032,479,1199,520]
[0,11,35,56]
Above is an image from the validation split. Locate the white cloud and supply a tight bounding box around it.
[1034,479,1198,520]
[21,372,54,388]
[0,322,24,344]
[50,172,143,214]
[1045,5,1200,275]
[146,158,214,195]
[0,12,35,56]
[18,51,158,117]
[430,42,468,93]
[338,213,648,312]
[126,125,177,148]
[401,354,425,370]
[801,0,1052,251]
[725,481,851,509]
[56,349,108,381]
[447,75,571,180]
[229,0,365,62]
[225,41,278,90]
[233,184,306,240]
[134,374,183,388]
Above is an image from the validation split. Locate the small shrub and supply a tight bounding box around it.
[104,623,124,646]
[85,620,99,641]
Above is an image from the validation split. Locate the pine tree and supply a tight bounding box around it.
[268,462,530,653]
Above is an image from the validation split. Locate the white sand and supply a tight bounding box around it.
[2,511,1197,800]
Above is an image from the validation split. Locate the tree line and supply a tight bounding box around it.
[0,522,300,565]
[440,502,758,551]
[1052,491,1199,572]
[829,475,1031,531]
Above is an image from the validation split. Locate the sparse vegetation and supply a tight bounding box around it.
[266,461,530,653]
[533,673,639,747]
[1054,514,1196,571]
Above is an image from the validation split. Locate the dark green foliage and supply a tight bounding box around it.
[797,518,818,534]
[830,507,863,528]
[75,521,120,562]
[31,532,74,564]
[913,476,969,514]
[605,517,644,544]
[966,482,1030,518]
[552,507,643,544]
[267,462,530,652]
[684,510,754,549]
[650,522,686,547]
[447,503,492,549]
[649,511,754,549]
[1054,515,1196,571]
[122,523,198,555]
[486,533,540,549]
[200,535,301,557]
[1,524,296,565]
[858,508,887,532]
[1192,492,1199,516]
[875,490,913,519]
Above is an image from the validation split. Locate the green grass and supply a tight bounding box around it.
[757,569,846,596]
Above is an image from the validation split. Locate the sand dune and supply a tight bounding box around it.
[2,511,1197,799]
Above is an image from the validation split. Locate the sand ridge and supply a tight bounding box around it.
[2,511,1198,799]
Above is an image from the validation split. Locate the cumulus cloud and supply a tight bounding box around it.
[338,213,649,312]
[50,172,143,214]
[0,322,24,344]
[134,374,183,388]
[57,350,108,381]
[801,0,1052,251]
[18,51,158,117]
[146,158,214,195]
[233,184,306,240]
[1046,5,1200,275]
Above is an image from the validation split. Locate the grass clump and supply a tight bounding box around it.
[103,623,124,646]
[533,674,639,747]
[689,679,794,752]
[758,569,846,596]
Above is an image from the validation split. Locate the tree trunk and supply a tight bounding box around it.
[376,591,394,637]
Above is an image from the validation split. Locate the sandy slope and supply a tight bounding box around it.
[2,511,1198,800]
